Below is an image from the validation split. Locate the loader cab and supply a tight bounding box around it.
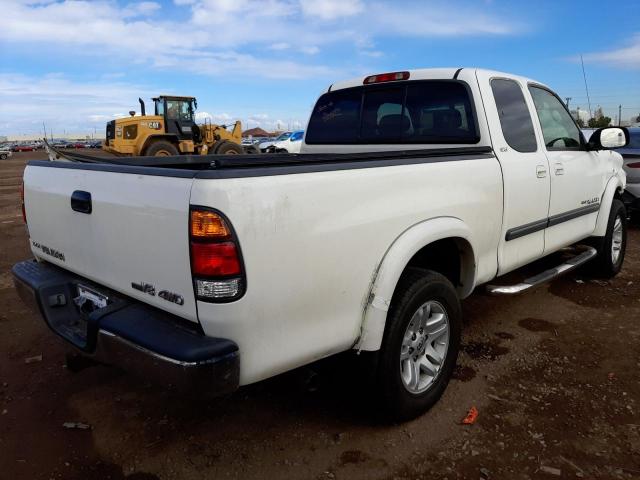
[153,96,200,141]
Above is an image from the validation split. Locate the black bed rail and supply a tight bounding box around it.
[43,139,493,170]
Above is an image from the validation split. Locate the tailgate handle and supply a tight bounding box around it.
[71,191,92,214]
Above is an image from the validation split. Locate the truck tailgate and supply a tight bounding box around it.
[23,163,198,323]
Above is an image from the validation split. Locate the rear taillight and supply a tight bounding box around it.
[20,182,26,224]
[190,208,244,301]
[627,162,640,168]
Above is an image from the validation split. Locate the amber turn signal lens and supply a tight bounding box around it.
[191,210,230,238]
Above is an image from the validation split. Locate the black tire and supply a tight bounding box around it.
[589,199,627,278]
[243,145,260,154]
[215,141,244,155]
[375,268,461,422]
[144,140,179,157]
[0,154,6,160]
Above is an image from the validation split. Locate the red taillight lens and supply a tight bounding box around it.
[191,242,240,276]
[20,182,26,224]
[363,71,410,84]
[627,162,640,168]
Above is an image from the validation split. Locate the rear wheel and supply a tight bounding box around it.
[144,140,179,157]
[216,141,244,155]
[375,268,461,422]
[590,199,627,278]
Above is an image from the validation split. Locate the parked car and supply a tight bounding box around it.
[11,144,35,152]
[584,127,640,219]
[270,130,304,153]
[259,132,291,152]
[0,149,12,160]
[13,68,629,421]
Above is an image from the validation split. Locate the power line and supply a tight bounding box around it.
[580,54,592,118]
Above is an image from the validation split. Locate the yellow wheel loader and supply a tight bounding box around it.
[102,96,257,157]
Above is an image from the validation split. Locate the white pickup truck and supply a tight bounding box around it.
[13,68,630,421]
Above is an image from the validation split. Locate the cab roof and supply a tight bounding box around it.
[152,95,196,101]
[327,67,547,92]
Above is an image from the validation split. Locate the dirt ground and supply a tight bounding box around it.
[1,151,639,480]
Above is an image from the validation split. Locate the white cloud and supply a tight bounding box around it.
[0,73,152,135]
[123,1,161,17]
[0,0,521,81]
[300,45,320,55]
[581,34,640,69]
[269,42,291,51]
[300,0,363,20]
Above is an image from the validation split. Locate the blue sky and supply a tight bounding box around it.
[1,0,639,137]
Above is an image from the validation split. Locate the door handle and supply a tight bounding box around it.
[536,165,547,178]
[554,163,565,175]
[71,190,92,214]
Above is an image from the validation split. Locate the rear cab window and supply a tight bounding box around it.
[305,81,479,145]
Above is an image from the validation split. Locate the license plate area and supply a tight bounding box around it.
[75,284,109,312]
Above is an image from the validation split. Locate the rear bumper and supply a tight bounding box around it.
[12,259,239,395]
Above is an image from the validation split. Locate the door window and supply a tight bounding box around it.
[529,86,581,150]
[491,79,537,152]
[166,100,192,122]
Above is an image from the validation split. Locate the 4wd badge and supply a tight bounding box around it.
[148,121,161,129]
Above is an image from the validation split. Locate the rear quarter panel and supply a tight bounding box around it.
[191,157,503,385]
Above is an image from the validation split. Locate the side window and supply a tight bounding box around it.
[290,131,303,141]
[529,86,581,149]
[305,89,362,144]
[490,79,537,152]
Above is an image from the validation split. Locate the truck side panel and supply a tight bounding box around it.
[190,156,503,385]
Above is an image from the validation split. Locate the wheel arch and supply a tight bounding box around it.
[355,216,477,352]
[594,175,625,237]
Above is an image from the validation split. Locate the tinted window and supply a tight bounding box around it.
[305,81,478,145]
[290,131,304,141]
[403,82,477,143]
[491,79,537,152]
[360,87,406,142]
[529,86,581,149]
[305,90,361,144]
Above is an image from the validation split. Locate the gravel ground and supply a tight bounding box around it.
[1,151,639,480]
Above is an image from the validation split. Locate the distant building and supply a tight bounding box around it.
[570,109,589,124]
[0,135,7,142]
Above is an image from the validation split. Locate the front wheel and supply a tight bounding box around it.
[590,199,627,278]
[144,140,179,157]
[375,268,461,422]
[0,154,7,160]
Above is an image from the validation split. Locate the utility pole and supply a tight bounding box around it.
[619,105,622,126]
[565,97,571,109]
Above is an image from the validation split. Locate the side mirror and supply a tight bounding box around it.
[588,127,629,150]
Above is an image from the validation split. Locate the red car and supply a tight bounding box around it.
[11,144,35,152]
